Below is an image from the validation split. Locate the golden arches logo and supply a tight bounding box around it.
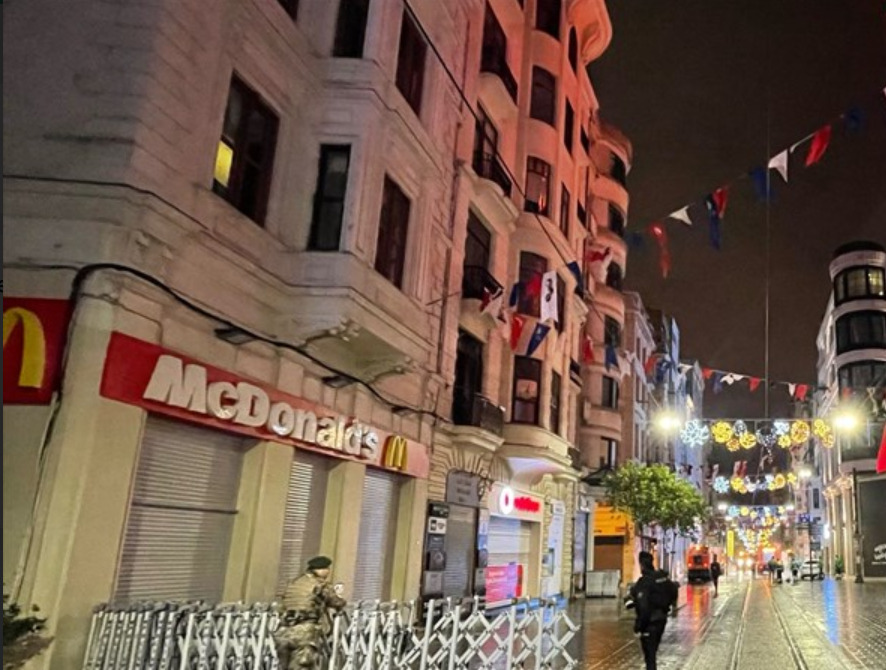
[382,435,408,471]
[3,307,47,389]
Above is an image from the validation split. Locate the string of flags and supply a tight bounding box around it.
[633,85,886,277]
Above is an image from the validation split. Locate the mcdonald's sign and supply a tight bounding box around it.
[382,434,409,471]
[3,298,71,404]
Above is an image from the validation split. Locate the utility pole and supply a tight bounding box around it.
[853,468,865,584]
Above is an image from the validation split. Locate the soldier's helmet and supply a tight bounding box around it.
[307,555,333,571]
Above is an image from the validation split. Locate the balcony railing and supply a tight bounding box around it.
[472,151,513,197]
[577,202,587,227]
[610,153,627,187]
[452,391,505,436]
[840,443,881,462]
[570,359,582,385]
[580,128,590,154]
[462,265,504,301]
[480,45,518,103]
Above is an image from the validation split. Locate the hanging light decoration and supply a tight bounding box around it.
[727,437,741,452]
[791,420,811,445]
[821,431,836,448]
[787,472,798,486]
[733,420,748,436]
[740,432,758,449]
[774,473,786,489]
[712,421,734,444]
[713,476,730,493]
[680,419,710,447]
[812,419,831,438]
[778,434,792,448]
[774,420,790,437]
[756,423,778,448]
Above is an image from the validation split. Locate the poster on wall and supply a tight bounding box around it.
[859,477,886,578]
[485,564,520,604]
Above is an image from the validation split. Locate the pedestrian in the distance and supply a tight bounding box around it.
[710,556,722,597]
[628,551,679,670]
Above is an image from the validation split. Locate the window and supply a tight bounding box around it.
[550,371,562,434]
[556,274,566,332]
[604,316,621,348]
[608,204,625,237]
[603,438,618,468]
[834,266,886,304]
[606,263,624,290]
[813,489,820,510]
[580,125,590,153]
[513,357,542,424]
[835,311,886,353]
[563,100,574,154]
[395,11,427,115]
[535,0,562,39]
[601,376,619,409]
[213,77,279,225]
[568,28,578,71]
[530,67,556,126]
[462,211,496,299]
[518,252,548,317]
[308,145,351,251]
[610,152,627,186]
[525,157,551,215]
[838,361,886,392]
[473,106,509,193]
[375,177,411,288]
[559,185,570,235]
[333,0,370,58]
[453,331,484,425]
[277,0,298,19]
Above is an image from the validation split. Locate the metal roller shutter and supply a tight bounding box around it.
[487,515,532,567]
[276,450,331,595]
[573,512,588,575]
[443,505,476,597]
[351,469,402,602]
[115,416,245,603]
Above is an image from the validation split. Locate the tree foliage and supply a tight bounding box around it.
[603,462,709,538]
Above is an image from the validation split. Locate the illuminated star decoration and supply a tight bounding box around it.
[791,421,811,445]
[712,421,734,444]
[713,476,730,493]
[680,419,711,447]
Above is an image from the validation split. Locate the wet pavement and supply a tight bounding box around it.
[569,575,886,669]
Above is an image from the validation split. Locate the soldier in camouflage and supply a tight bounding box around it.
[276,556,347,669]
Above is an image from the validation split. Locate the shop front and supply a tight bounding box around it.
[483,483,544,606]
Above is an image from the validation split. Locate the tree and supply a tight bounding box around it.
[603,462,710,565]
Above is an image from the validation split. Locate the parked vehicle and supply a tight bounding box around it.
[687,545,712,583]
[800,560,824,580]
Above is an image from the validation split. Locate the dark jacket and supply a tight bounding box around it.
[711,561,722,578]
[629,568,677,631]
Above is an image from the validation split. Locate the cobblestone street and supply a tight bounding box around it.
[570,576,886,669]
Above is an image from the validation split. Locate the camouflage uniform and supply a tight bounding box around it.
[276,572,346,669]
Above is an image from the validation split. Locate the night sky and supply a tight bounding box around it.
[592,0,886,420]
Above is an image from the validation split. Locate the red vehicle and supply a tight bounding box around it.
[687,545,712,583]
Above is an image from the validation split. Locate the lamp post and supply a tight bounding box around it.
[852,467,864,584]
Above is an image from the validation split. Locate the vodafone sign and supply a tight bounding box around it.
[489,483,543,521]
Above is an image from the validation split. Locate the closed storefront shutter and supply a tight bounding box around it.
[276,450,332,595]
[487,516,532,567]
[115,416,245,603]
[593,536,625,572]
[351,469,402,601]
[573,512,588,575]
[443,504,476,597]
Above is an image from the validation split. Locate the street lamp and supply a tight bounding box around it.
[653,410,682,434]
[832,407,864,434]
[799,466,813,480]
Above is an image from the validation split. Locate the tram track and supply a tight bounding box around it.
[768,582,810,670]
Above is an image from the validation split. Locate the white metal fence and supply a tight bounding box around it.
[82,597,578,669]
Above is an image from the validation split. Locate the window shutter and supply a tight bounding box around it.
[443,505,477,597]
[351,469,402,601]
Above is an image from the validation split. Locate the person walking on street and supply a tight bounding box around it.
[710,556,722,597]
[628,551,679,670]
[276,556,347,669]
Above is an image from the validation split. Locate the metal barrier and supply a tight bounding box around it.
[82,601,280,669]
[328,597,579,669]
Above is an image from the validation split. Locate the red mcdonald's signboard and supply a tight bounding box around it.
[3,298,72,404]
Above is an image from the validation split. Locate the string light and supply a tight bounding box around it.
[712,421,734,443]
[791,421,811,445]
[756,424,778,448]
[727,437,741,452]
[740,432,758,449]
[680,419,710,447]
[714,476,731,493]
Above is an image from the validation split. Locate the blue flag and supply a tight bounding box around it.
[749,167,773,202]
[526,323,551,357]
[844,106,864,134]
[508,282,521,308]
[628,232,646,250]
[705,195,722,250]
[713,372,724,394]
[566,261,584,296]
[605,345,619,371]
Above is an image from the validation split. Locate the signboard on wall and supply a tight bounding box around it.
[446,471,481,507]
[485,564,520,604]
[858,476,886,578]
[3,298,71,404]
[487,483,544,522]
[593,505,631,536]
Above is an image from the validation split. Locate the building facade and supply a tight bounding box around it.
[3,0,629,666]
[815,241,886,581]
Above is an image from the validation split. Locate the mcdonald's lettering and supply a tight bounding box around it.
[382,435,409,471]
[3,298,71,405]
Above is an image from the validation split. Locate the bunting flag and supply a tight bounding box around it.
[750,166,772,202]
[844,106,864,134]
[704,195,722,250]
[768,149,789,183]
[644,354,658,376]
[713,372,724,394]
[712,187,729,218]
[526,323,550,357]
[703,368,714,380]
[540,270,559,324]
[749,377,762,392]
[566,261,584,296]
[876,423,886,475]
[805,125,832,166]
[795,384,809,401]
[788,383,797,397]
[628,232,646,249]
[669,206,693,226]
[605,345,618,371]
[582,334,595,363]
[617,353,631,380]
[509,313,526,351]
[586,246,612,264]
[648,222,671,278]
[480,287,503,317]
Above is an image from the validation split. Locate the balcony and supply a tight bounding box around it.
[570,359,582,385]
[472,152,513,198]
[499,423,576,484]
[462,265,504,301]
[566,0,613,64]
[453,391,506,436]
[479,45,518,120]
[591,173,629,215]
